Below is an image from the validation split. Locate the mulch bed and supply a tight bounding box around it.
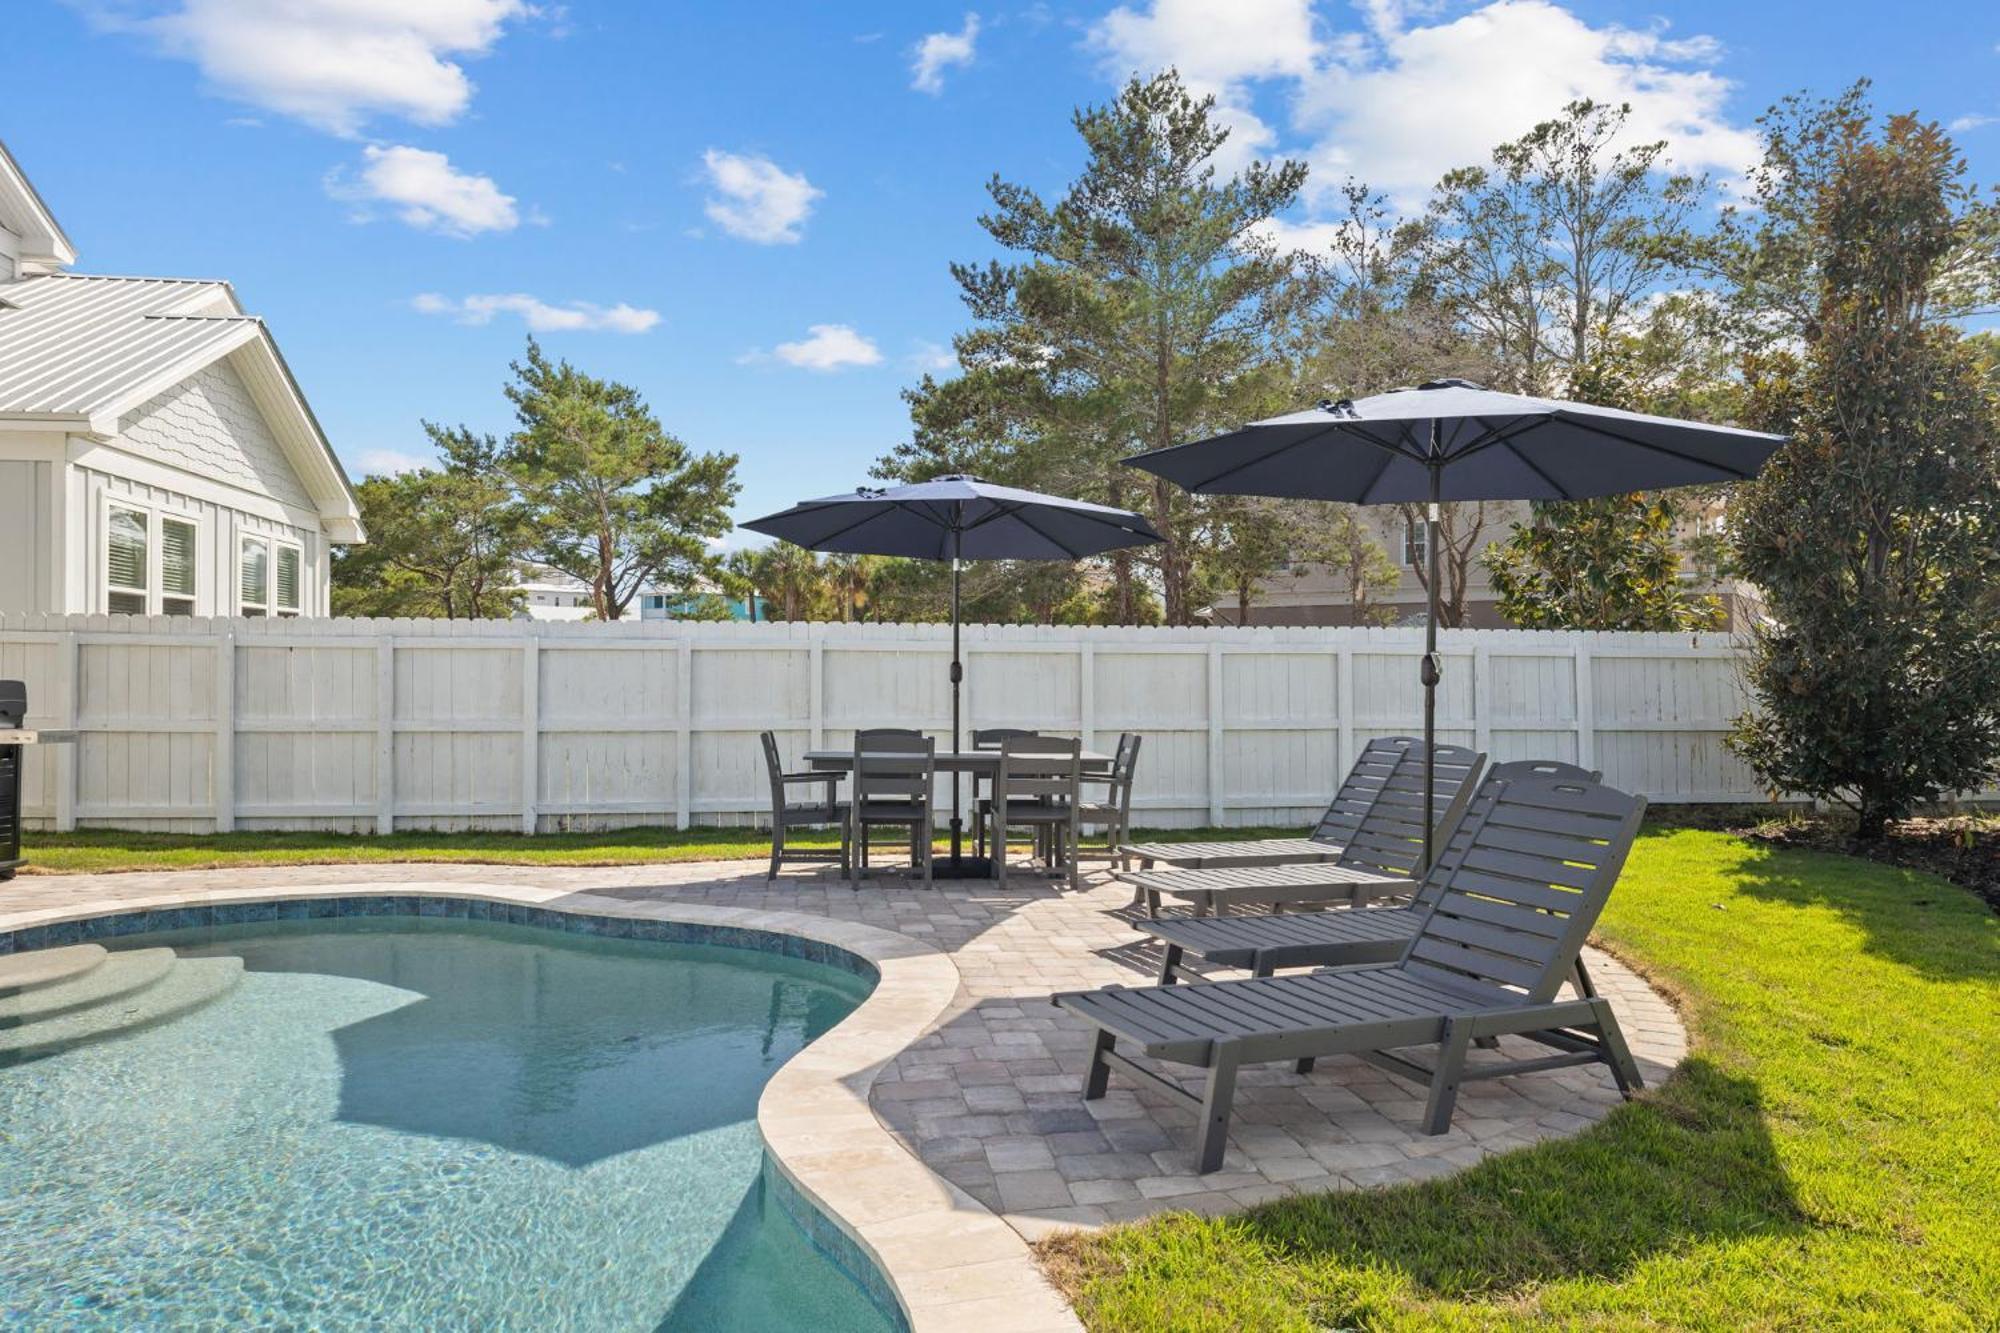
[1740,814,2000,915]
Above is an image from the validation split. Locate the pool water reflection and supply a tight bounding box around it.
[0,918,894,1330]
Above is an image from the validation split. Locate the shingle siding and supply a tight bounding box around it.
[118,359,314,511]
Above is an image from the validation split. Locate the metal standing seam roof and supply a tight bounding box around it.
[0,273,260,418]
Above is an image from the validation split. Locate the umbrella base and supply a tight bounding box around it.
[930,853,996,880]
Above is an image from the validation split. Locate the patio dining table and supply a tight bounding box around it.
[802,745,1115,872]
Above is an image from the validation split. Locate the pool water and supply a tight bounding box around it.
[0,917,895,1331]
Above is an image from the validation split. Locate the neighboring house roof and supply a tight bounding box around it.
[0,138,76,271]
[0,273,364,542]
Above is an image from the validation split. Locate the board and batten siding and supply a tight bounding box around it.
[76,465,325,620]
[0,615,1827,837]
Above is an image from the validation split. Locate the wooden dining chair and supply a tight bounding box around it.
[849,729,937,887]
[972,729,1041,857]
[760,731,848,881]
[1075,731,1142,863]
[989,735,1082,891]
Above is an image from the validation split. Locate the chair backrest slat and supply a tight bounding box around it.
[996,735,1080,805]
[1399,774,1645,1003]
[853,729,935,805]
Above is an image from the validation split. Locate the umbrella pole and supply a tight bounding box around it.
[1421,442,1442,873]
[949,526,965,868]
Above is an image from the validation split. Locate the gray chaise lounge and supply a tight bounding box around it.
[1129,760,1600,942]
[1117,736,1484,872]
[1052,773,1647,1171]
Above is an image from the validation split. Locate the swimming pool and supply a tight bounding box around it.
[0,914,897,1330]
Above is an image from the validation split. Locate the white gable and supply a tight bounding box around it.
[0,138,77,274]
[117,358,314,511]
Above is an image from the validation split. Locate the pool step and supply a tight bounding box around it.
[0,943,110,996]
[0,948,177,1027]
[0,956,244,1064]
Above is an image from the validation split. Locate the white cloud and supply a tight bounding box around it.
[1296,2,1759,209]
[743,324,884,371]
[358,448,431,476]
[912,13,980,94]
[120,0,528,136]
[907,340,960,372]
[1089,0,1321,172]
[1251,216,1351,255]
[700,150,822,244]
[413,293,661,333]
[1085,1,1758,208]
[333,145,518,236]
[1949,113,1995,133]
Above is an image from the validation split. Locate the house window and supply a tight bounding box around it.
[240,534,303,617]
[1403,518,1430,569]
[276,544,301,616]
[105,502,201,615]
[161,517,197,615]
[107,505,149,614]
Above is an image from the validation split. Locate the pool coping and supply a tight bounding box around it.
[0,879,1083,1333]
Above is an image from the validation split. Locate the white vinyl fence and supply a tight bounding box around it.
[1,614,1773,835]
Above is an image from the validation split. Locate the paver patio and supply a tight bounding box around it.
[0,857,1685,1242]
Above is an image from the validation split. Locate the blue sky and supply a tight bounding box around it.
[10,1,1998,542]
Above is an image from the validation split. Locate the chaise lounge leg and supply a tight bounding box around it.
[1423,1017,1474,1135]
[1588,997,1645,1095]
[1195,1046,1241,1174]
[769,827,782,882]
[1083,1028,1115,1100]
[1156,943,1184,986]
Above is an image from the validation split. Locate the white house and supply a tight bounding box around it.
[0,139,362,618]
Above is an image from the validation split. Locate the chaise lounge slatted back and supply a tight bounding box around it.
[1400,771,1644,1004]
[1118,736,1488,876]
[1136,759,1607,979]
[1392,759,1603,909]
[1329,741,1486,878]
[1116,741,1491,917]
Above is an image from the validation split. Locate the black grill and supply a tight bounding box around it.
[0,680,24,880]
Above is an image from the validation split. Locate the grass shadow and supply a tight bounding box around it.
[1240,1058,1794,1294]
[1044,1058,1803,1325]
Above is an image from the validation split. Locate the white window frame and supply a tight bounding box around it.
[238,531,305,618]
[1403,518,1430,570]
[100,495,204,616]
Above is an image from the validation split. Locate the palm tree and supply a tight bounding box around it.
[822,553,879,622]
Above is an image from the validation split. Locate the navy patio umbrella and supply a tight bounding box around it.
[742,474,1163,876]
[1126,379,1787,866]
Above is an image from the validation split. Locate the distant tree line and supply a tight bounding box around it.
[335,74,2000,835]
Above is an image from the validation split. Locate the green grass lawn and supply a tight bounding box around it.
[1039,827,2000,1330]
[16,824,1307,875]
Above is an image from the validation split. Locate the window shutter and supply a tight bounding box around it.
[108,506,148,592]
[276,545,301,613]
